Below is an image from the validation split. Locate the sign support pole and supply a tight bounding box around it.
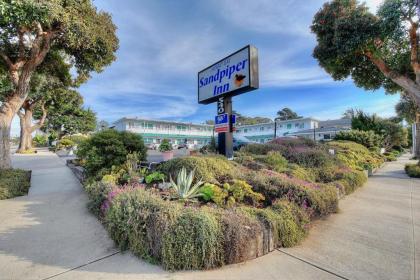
[217,96,234,159]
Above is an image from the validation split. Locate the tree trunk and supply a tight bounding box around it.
[17,109,34,153]
[415,114,420,158]
[16,102,47,154]
[0,94,27,169]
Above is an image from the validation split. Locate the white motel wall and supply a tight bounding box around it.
[234,118,351,143]
[113,117,214,148]
[113,116,351,148]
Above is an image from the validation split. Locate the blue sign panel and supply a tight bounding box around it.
[231,114,236,124]
[215,113,228,126]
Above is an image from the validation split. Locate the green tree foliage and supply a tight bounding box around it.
[276,108,302,121]
[311,0,420,127]
[76,130,147,179]
[0,0,119,168]
[233,111,272,125]
[395,94,419,123]
[35,89,97,137]
[334,130,383,149]
[351,110,408,150]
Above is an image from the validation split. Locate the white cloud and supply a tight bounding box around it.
[212,0,325,36]
[363,0,383,13]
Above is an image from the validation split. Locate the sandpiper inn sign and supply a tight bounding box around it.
[198,45,259,104]
[198,45,259,158]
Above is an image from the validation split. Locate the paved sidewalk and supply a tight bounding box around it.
[0,150,418,280]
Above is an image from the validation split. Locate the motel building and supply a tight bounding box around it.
[235,117,351,143]
[113,117,214,148]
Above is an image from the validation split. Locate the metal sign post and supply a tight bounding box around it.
[216,96,233,159]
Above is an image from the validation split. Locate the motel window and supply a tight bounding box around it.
[295,123,299,127]
[236,129,241,133]
[287,124,292,129]
[244,129,248,133]
[324,134,331,140]
[260,127,264,131]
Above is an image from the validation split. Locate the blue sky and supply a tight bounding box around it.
[11,0,399,135]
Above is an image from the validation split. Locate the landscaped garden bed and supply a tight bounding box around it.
[0,169,31,200]
[74,131,388,270]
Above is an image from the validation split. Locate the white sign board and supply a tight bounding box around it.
[198,45,259,104]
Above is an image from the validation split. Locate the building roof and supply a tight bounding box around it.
[235,117,318,129]
[319,118,351,128]
[113,117,214,127]
[290,127,351,135]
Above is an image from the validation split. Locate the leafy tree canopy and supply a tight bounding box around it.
[312,0,420,102]
[276,108,302,121]
[35,88,97,137]
[233,111,273,125]
[0,0,119,87]
[395,93,419,123]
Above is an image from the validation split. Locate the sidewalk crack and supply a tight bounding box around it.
[41,251,121,280]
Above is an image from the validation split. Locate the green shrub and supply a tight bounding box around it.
[405,163,420,178]
[0,169,31,200]
[271,200,309,247]
[57,138,75,150]
[106,188,182,262]
[283,164,317,182]
[327,140,384,171]
[84,178,114,217]
[159,156,238,184]
[159,139,172,152]
[200,180,265,208]
[145,171,165,184]
[241,170,338,218]
[62,134,89,145]
[337,170,367,194]
[255,151,288,172]
[76,129,147,179]
[162,208,224,270]
[287,148,334,168]
[240,200,308,248]
[33,134,48,147]
[334,130,382,149]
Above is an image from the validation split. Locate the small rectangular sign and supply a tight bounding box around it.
[231,114,236,124]
[215,126,229,133]
[215,113,228,126]
[198,45,259,104]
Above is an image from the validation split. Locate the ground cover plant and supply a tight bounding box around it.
[405,163,420,178]
[80,135,378,270]
[0,169,31,200]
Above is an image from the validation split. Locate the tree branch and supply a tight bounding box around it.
[0,51,13,69]
[32,102,47,131]
[365,51,420,99]
[408,21,420,84]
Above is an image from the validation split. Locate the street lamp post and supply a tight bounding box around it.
[273,117,281,140]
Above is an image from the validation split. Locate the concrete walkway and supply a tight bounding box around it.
[0,150,418,280]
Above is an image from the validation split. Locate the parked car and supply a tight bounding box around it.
[233,135,256,150]
[177,143,195,149]
[148,143,159,150]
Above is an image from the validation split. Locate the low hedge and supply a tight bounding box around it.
[405,163,420,178]
[0,169,31,200]
[100,187,312,270]
[327,140,384,171]
[240,169,338,218]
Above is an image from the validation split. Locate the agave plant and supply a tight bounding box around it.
[169,167,203,201]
